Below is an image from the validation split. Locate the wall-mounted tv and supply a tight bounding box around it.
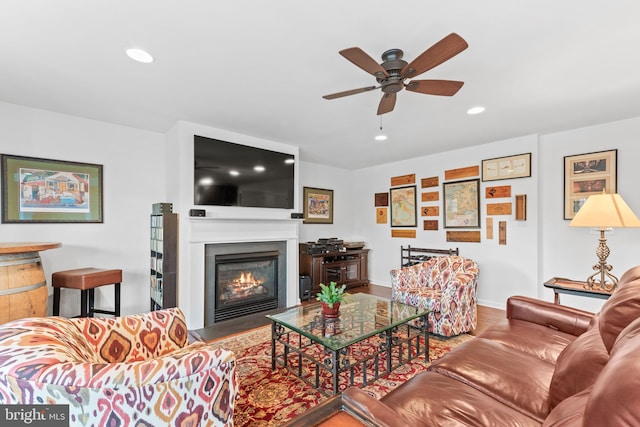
[194,135,295,209]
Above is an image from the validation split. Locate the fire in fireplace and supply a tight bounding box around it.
[214,251,279,322]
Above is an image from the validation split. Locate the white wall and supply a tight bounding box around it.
[298,161,359,243]
[350,135,539,309]
[0,102,164,317]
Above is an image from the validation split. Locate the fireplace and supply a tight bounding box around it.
[214,251,279,322]
[204,241,287,325]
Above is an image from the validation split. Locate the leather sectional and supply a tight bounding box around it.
[343,265,640,426]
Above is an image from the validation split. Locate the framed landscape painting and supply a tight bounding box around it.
[390,185,417,227]
[563,149,617,220]
[1,154,103,223]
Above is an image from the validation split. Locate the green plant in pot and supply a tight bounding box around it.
[316,281,346,318]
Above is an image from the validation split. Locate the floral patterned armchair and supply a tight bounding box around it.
[390,256,479,337]
[0,307,237,426]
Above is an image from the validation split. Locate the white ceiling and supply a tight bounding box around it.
[2,1,640,169]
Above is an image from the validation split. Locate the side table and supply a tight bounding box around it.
[544,277,613,304]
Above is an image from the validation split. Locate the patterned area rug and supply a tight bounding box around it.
[209,325,473,426]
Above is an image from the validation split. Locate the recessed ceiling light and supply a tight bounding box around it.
[374,134,387,141]
[254,165,265,172]
[284,158,295,164]
[229,170,240,176]
[467,106,486,115]
[126,48,154,63]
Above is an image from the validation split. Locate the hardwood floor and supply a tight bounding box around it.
[192,284,505,342]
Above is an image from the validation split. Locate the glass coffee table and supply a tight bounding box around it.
[266,293,430,396]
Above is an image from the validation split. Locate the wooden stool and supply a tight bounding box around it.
[52,268,122,318]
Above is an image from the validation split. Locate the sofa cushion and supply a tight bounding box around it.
[583,316,640,427]
[428,337,554,422]
[381,371,540,427]
[542,387,590,427]
[598,265,640,352]
[479,318,577,364]
[547,314,608,409]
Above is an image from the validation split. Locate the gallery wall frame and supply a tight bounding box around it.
[443,178,480,228]
[482,153,532,182]
[390,185,417,227]
[303,186,334,224]
[563,149,617,220]
[1,154,103,223]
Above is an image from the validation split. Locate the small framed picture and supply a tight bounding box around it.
[303,187,333,224]
[443,179,480,228]
[563,149,617,220]
[482,153,532,182]
[390,185,417,227]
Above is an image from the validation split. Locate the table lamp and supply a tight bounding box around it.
[569,191,640,291]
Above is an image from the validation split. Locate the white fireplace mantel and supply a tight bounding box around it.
[179,216,300,329]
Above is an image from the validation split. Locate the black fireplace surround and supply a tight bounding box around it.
[204,241,287,325]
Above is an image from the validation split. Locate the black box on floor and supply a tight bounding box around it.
[299,275,312,301]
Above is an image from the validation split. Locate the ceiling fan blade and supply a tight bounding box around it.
[323,86,378,100]
[405,80,464,96]
[339,47,389,78]
[402,33,468,78]
[377,93,396,115]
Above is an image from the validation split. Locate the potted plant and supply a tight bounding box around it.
[316,281,346,318]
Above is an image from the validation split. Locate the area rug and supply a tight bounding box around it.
[208,325,473,426]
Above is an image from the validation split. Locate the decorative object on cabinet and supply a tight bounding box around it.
[303,187,334,224]
[150,203,178,310]
[298,245,369,295]
[443,179,480,228]
[444,165,479,181]
[390,173,416,186]
[563,149,617,219]
[392,230,416,238]
[390,185,417,227]
[376,207,387,223]
[374,192,389,206]
[1,154,103,223]
[487,202,512,215]
[481,152,531,182]
[421,176,439,188]
[446,231,481,242]
[485,185,511,198]
[515,194,527,220]
[569,191,640,291]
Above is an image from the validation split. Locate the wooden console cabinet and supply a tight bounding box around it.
[299,246,369,295]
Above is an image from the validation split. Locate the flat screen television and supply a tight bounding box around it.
[194,135,295,209]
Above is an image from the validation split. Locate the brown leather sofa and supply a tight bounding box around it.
[343,266,640,426]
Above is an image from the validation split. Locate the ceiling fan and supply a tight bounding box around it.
[322,33,468,115]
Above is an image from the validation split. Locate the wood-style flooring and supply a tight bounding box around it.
[192,283,505,342]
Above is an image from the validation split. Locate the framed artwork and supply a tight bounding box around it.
[1,154,103,223]
[443,178,480,228]
[303,187,333,224]
[390,185,417,227]
[482,153,532,182]
[563,149,617,220]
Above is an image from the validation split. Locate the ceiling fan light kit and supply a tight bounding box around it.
[323,33,468,115]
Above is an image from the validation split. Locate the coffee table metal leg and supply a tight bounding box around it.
[271,321,276,370]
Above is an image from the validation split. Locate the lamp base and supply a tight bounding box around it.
[583,229,618,292]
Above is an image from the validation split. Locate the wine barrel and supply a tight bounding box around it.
[0,252,48,323]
